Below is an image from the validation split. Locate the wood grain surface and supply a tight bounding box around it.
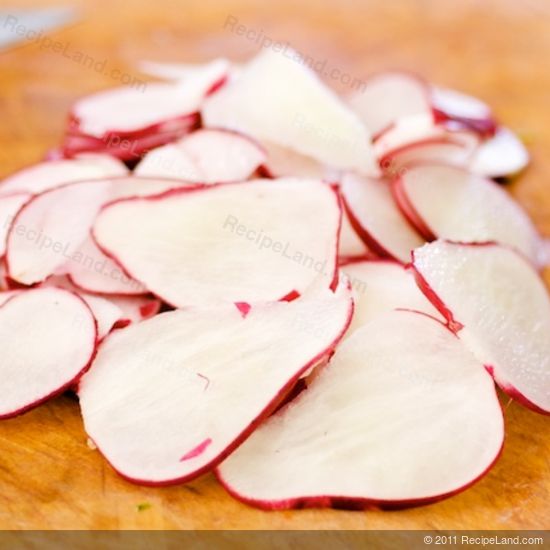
[0,0,549,530]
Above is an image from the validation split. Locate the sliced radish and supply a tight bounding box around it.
[0,155,127,196]
[379,131,479,176]
[341,173,425,263]
[431,87,496,137]
[202,49,378,175]
[78,278,353,485]
[341,260,441,335]
[338,209,370,259]
[260,141,328,179]
[348,71,431,136]
[0,289,21,306]
[137,58,230,86]
[0,287,97,418]
[0,193,32,256]
[7,181,112,285]
[394,164,541,264]
[413,240,550,414]
[217,310,503,509]
[470,127,529,178]
[65,236,147,296]
[135,129,266,183]
[93,179,340,307]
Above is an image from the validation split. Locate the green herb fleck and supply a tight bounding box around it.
[137,502,152,512]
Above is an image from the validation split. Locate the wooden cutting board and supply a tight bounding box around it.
[0,0,549,530]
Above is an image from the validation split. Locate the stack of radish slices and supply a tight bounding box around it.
[0,48,546,511]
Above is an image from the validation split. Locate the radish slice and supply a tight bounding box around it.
[431,87,497,137]
[348,71,431,136]
[0,155,127,196]
[0,290,21,306]
[341,260,441,336]
[0,193,32,256]
[380,131,479,176]
[65,237,147,296]
[341,173,425,263]
[394,164,541,265]
[135,129,266,183]
[137,58,230,86]
[7,181,112,285]
[470,127,529,178]
[338,209,370,259]
[78,278,353,485]
[202,49,378,175]
[93,179,341,307]
[412,240,550,414]
[72,76,215,138]
[217,310,504,509]
[260,141,327,179]
[0,287,97,418]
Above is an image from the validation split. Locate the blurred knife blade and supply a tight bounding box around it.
[0,7,79,51]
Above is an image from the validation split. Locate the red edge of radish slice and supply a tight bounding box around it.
[412,240,550,414]
[215,310,504,510]
[0,287,97,419]
[78,277,354,485]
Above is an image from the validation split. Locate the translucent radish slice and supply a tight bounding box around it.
[135,129,266,183]
[394,164,541,264]
[93,179,341,307]
[0,193,31,256]
[0,287,97,418]
[78,279,353,485]
[341,173,425,263]
[470,127,529,178]
[217,310,503,509]
[413,240,550,414]
[202,49,378,175]
[348,71,431,136]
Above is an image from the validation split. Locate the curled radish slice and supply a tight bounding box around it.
[341,260,441,336]
[348,71,431,136]
[0,155,127,196]
[341,173,425,263]
[0,287,97,418]
[93,179,341,307]
[78,278,353,485]
[394,164,541,264]
[202,49,378,175]
[413,240,550,414]
[470,127,529,178]
[135,129,266,183]
[217,310,503,509]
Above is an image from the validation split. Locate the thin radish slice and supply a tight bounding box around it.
[137,58,230,85]
[0,193,32,256]
[341,173,425,263]
[65,237,147,296]
[78,278,353,485]
[431,87,497,137]
[348,71,431,136]
[71,75,215,138]
[0,155,128,196]
[470,127,529,178]
[412,240,550,414]
[0,287,97,418]
[135,129,266,183]
[217,310,503,509]
[7,181,112,285]
[394,164,541,265]
[338,209,370,259]
[260,141,327,179]
[380,131,479,176]
[202,49,378,175]
[93,179,341,307]
[341,260,441,336]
